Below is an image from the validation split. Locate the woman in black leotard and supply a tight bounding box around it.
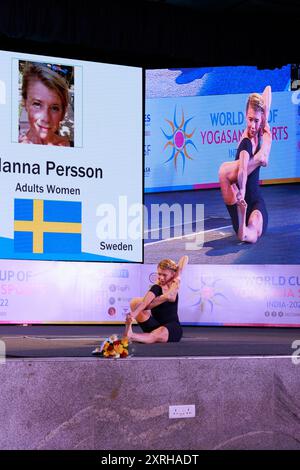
[219,87,272,243]
[124,256,188,343]
[229,135,269,239]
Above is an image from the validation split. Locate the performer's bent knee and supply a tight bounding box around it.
[218,165,227,182]
[136,310,151,323]
[150,326,169,343]
[130,297,143,311]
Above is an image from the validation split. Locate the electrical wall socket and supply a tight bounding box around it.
[169,404,195,419]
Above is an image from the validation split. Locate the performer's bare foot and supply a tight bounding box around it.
[237,198,262,243]
[237,197,247,211]
[124,313,133,339]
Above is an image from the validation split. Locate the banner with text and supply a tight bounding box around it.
[0,261,299,326]
[145,92,298,191]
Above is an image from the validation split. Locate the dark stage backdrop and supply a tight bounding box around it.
[0,0,300,69]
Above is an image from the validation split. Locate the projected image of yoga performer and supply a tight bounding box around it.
[124,256,188,343]
[218,86,272,243]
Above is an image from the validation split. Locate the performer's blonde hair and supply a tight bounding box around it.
[158,258,178,272]
[246,92,266,133]
[246,93,265,115]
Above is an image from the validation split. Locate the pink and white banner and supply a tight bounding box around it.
[0,260,299,326]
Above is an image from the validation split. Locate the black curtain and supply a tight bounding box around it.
[0,0,299,67]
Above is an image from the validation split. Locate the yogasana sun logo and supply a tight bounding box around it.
[161,106,197,173]
[188,278,227,313]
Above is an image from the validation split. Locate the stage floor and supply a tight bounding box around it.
[144,184,300,264]
[0,325,298,358]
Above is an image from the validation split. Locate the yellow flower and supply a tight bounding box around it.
[114,344,124,355]
[121,337,129,347]
[97,334,130,358]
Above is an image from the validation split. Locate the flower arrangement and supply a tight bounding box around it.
[92,334,130,358]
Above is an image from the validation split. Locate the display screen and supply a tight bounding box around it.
[143,65,300,268]
[145,65,299,191]
[0,50,143,262]
[0,61,299,326]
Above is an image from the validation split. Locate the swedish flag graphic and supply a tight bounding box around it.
[14,199,82,254]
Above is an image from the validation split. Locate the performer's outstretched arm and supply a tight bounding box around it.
[262,85,272,121]
[147,293,170,309]
[253,123,272,167]
[254,85,272,167]
[176,255,189,277]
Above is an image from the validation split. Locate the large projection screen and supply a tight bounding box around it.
[145,65,299,192]
[0,50,143,263]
